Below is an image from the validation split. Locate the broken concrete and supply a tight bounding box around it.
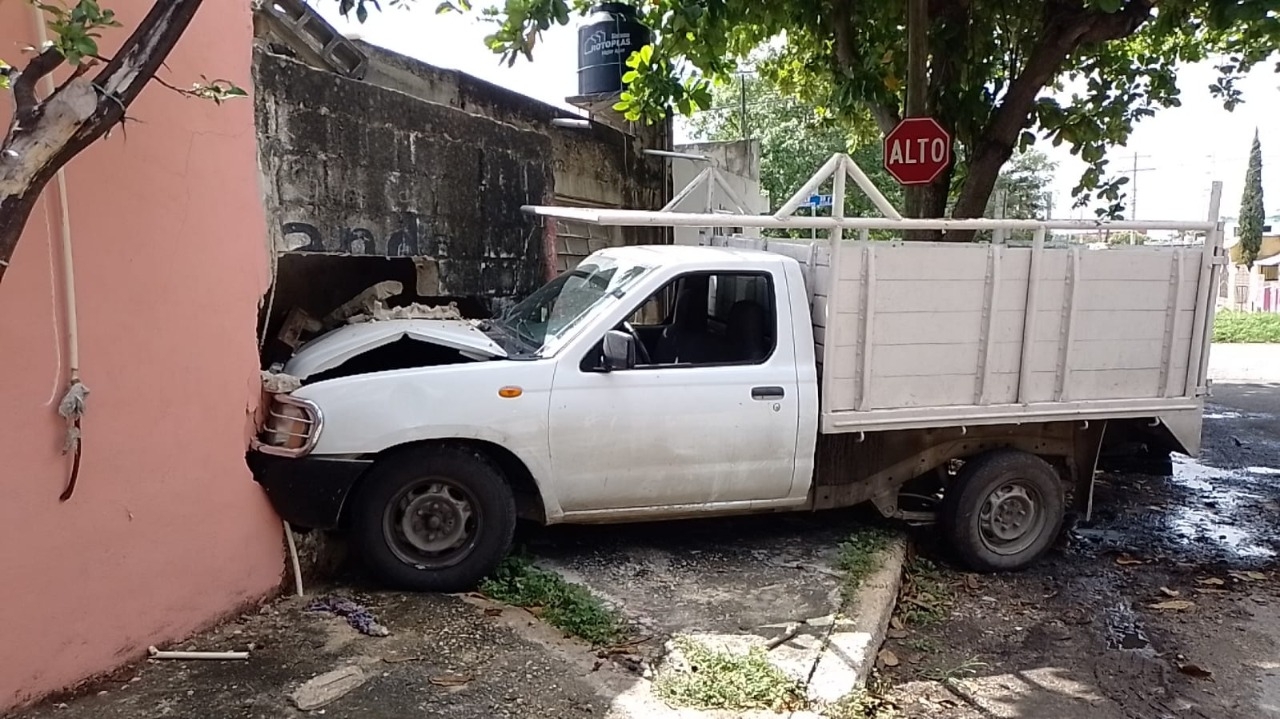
[289,665,369,711]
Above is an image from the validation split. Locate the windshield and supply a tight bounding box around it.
[494,256,653,357]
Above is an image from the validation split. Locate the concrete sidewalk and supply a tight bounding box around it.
[1209,342,1280,384]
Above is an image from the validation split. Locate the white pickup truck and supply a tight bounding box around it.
[247,159,1218,591]
[250,198,1224,592]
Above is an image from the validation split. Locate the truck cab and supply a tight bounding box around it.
[251,246,820,591]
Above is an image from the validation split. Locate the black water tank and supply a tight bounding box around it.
[577,3,651,96]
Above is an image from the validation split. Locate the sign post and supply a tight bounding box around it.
[883,117,953,186]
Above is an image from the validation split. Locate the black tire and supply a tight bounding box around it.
[940,450,1065,572]
[349,445,516,592]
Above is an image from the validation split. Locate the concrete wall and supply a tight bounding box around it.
[353,41,669,271]
[255,50,554,302]
[671,140,766,246]
[0,1,283,710]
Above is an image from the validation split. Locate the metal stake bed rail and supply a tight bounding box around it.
[521,152,1226,418]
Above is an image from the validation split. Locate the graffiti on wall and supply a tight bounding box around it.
[280,211,433,256]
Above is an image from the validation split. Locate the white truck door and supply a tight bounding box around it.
[548,268,801,513]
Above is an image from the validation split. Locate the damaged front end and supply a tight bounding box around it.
[250,303,509,529]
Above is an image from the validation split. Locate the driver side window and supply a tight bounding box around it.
[582,271,777,371]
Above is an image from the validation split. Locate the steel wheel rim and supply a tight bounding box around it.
[383,477,482,569]
[977,479,1046,556]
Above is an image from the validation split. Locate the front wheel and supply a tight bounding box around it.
[350,446,516,592]
[939,450,1065,572]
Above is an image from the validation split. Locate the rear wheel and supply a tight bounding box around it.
[940,450,1064,572]
[350,446,516,592]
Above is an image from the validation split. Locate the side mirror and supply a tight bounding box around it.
[600,330,636,372]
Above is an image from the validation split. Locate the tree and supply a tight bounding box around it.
[687,74,1056,225]
[988,149,1057,220]
[1238,130,1265,267]
[0,0,390,289]
[463,0,1277,236]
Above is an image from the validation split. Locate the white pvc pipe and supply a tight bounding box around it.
[148,647,250,661]
[644,148,710,161]
[283,520,304,597]
[31,8,80,383]
[522,206,1217,233]
[551,118,591,129]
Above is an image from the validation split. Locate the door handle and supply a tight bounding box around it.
[751,386,785,400]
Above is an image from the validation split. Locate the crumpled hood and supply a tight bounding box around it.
[285,319,507,380]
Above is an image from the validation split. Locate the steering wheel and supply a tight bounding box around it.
[622,321,651,365]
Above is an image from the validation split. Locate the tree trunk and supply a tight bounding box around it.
[0,0,206,288]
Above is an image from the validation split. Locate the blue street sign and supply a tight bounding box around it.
[808,193,833,208]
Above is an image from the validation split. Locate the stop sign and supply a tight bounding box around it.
[883,117,952,185]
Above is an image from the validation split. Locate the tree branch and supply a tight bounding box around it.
[831,0,901,134]
[951,0,1155,222]
[12,47,65,117]
[0,0,206,287]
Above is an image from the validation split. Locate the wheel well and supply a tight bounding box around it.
[347,439,548,525]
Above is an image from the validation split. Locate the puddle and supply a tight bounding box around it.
[1205,410,1245,420]
[1166,457,1276,560]
[1104,600,1154,655]
[1077,455,1278,563]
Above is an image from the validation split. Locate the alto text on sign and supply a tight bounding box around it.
[883,118,953,186]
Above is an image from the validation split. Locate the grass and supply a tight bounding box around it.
[654,636,807,712]
[1214,310,1280,343]
[478,554,625,646]
[922,657,989,686]
[835,528,896,603]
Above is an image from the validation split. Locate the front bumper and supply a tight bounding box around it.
[247,451,373,530]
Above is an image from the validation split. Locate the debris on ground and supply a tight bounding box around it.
[289,666,369,711]
[306,596,390,637]
[427,673,473,687]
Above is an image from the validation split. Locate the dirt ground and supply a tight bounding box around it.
[881,381,1280,718]
[10,382,1278,719]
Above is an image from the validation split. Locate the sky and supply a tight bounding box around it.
[317,3,1280,224]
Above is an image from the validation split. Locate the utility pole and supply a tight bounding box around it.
[738,72,749,140]
[1122,152,1155,221]
[903,0,929,239]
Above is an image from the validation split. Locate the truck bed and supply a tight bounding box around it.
[710,236,1219,452]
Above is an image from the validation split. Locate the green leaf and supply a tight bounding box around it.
[356,3,368,22]
[621,70,638,83]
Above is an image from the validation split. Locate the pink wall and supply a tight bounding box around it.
[0,1,283,710]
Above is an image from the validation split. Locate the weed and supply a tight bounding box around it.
[1213,311,1280,344]
[923,657,989,687]
[836,528,896,602]
[654,636,807,712]
[896,557,953,626]
[479,555,624,646]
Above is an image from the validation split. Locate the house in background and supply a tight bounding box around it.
[1220,223,1279,313]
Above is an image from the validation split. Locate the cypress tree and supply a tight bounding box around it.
[1239,130,1265,268]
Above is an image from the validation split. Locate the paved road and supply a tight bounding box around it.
[884,380,1280,719]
